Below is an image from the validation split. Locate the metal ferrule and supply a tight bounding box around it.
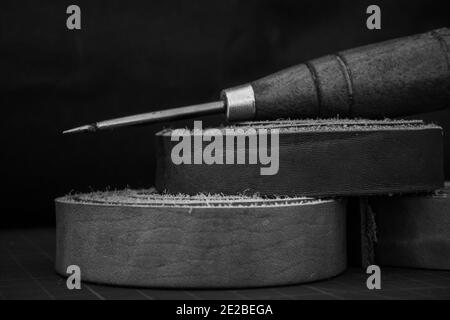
[221,84,256,121]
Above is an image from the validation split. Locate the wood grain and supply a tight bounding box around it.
[371,182,450,270]
[55,190,346,288]
[251,28,450,119]
[155,119,444,197]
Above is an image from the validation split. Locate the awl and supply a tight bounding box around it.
[64,28,450,134]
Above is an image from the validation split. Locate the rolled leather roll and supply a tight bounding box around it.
[371,182,450,270]
[55,189,346,288]
[155,119,444,197]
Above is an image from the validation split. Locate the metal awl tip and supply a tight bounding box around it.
[63,124,96,134]
[62,100,225,134]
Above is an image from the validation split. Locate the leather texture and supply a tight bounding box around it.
[155,119,444,197]
[55,190,346,288]
[371,182,450,270]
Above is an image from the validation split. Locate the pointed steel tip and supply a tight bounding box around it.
[63,124,96,134]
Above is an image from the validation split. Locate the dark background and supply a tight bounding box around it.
[1,0,449,227]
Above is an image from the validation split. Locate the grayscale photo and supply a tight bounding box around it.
[1,0,449,309]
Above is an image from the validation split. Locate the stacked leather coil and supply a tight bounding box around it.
[56,118,448,288]
[155,119,443,197]
[55,189,346,288]
[371,182,450,270]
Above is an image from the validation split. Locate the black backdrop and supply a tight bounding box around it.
[1,0,449,227]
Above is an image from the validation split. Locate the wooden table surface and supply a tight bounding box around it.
[1,228,450,300]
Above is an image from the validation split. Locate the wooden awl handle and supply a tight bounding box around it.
[222,28,450,120]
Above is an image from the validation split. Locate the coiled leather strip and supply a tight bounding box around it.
[55,189,346,288]
[155,119,443,197]
[371,182,450,270]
